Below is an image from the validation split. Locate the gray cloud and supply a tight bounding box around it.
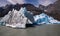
[7,0,25,4]
[0,0,58,7]
[0,0,10,7]
[38,0,57,6]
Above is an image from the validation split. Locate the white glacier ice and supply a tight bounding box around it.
[5,8,27,28]
[34,13,60,24]
[0,7,34,28]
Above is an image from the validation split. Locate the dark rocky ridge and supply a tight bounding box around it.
[44,0,60,21]
[0,3,43,17]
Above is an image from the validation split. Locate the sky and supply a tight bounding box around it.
[0,0,57,7]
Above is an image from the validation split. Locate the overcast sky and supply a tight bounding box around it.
[0,0,57,7]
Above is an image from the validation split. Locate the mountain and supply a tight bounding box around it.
[15,3,43,15]
[39,4,45,10]
[34,13,60,24]
[0,4,42,17]
[0,4,13,17]
[45,0,60,21]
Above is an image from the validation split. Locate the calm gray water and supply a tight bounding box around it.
[0,24,60,36]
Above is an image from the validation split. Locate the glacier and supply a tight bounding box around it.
[0,7,60,28]
[0,7,34,28]
[34,13,60,24]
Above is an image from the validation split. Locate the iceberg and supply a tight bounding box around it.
[34,13,60,24]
